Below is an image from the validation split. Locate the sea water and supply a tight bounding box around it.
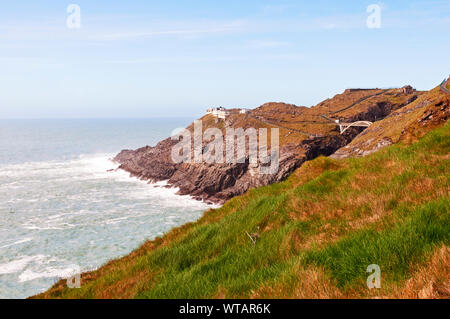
[0,119,214,298]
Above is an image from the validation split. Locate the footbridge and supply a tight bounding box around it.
[320,115,373,134]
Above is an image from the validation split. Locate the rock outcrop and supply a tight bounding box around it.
[114,87,423,204]
[332,86,449,159]
[115,140,316,204]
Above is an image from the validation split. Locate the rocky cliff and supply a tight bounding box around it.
[332,86,449,158]
[114,87,421,204]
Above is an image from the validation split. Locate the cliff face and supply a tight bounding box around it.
[114,88,421,204]
[115,140,310,204]
[332,87,449,159]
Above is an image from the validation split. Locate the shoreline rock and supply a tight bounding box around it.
[114,89,421,204]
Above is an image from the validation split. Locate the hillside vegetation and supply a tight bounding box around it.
[332,87,449,158]
[200,88,421,147]
[114,85,424,205]
[36,119,449,299]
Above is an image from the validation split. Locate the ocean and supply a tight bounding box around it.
[0,119,214,298]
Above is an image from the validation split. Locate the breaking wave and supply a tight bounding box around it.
[0,153,216,298]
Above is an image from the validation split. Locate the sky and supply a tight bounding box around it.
[0,0,449,119]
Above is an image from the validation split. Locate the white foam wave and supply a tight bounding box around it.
[0,151,219,298]
[19,265,80,282]
[0,255,46,275]
[0,153,116,179]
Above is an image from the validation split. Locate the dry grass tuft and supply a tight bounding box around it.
[252,265,344,299]
[386,245,450,299]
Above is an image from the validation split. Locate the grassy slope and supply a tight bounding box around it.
[37,121,450,299]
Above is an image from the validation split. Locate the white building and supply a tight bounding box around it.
[206,107,229,120]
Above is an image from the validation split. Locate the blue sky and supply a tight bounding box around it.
[0,0,449,118]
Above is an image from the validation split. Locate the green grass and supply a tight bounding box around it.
[37,122,450,299]
[304,199,449,289]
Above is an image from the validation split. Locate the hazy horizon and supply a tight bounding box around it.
[1,0,449,119]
